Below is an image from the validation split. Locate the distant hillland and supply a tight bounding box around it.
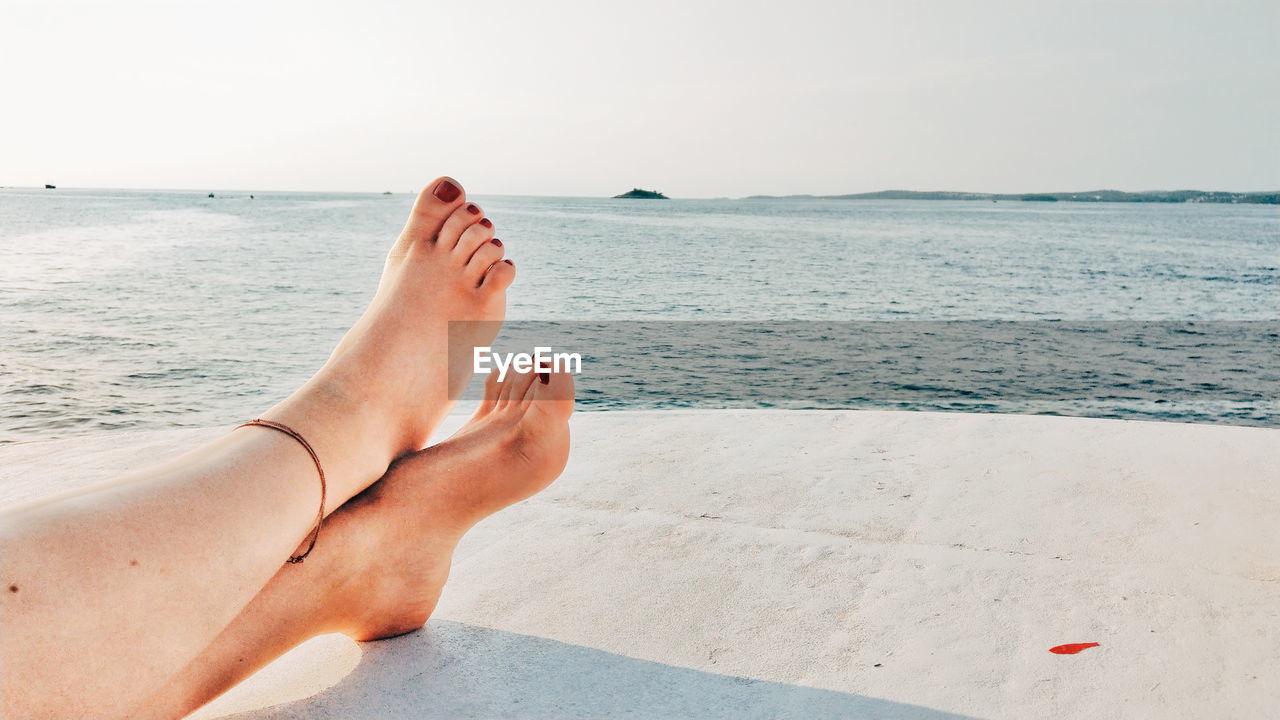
[613,188,668,199]
[745,189,1279,204]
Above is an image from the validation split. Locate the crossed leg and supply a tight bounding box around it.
[0,177,519,718]
[138,369,575,719]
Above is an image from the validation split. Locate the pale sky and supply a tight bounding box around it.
[2,0,1277,197]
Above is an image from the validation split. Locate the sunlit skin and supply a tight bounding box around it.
[0,177,572,719]
[138,367,574,719]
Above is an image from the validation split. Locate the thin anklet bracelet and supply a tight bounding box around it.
[237,419,326,564]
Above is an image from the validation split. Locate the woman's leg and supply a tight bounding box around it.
[137,369,574,720]
[0,178,515,718]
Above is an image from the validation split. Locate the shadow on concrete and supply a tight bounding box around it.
[220,620,979,719]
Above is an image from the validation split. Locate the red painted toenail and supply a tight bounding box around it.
[491,238,503,247]
[539,372,550,384]
[503,259,514,266]
[432,180,461,203]
[479,218,493,229]
[466,203,481,215]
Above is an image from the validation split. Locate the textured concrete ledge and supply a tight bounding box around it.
[2,411,1278,718]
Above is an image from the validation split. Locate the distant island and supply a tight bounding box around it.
[613,188,668,199]
[745,189,1278,204]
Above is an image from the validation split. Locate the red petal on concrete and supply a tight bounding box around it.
[1049,642,1100,655]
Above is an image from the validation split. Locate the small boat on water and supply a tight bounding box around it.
[45,184,56,189]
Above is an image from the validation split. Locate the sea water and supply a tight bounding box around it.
[1,189,1275,441]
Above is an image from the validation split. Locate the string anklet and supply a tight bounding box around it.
[237,419,326,564]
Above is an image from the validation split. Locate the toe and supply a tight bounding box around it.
[404,177,467,243]
[504,369,541,408]
[496,368,522,405]
[530,370,576,417]
[465,241,506,286]
[480,258,516,292]
[455,222,496,263]
[437,202,485,250]
[476,369,502,416]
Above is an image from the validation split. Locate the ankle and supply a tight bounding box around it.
[263,376,402,510]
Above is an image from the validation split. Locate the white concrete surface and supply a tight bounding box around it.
[2,411,1277,719]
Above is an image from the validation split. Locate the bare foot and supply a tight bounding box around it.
[262,177,515,508]
[128,369,572,720]
[321,367,574,641]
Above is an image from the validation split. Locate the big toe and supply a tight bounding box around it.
[402,177,467,243]
[530,369,575,420]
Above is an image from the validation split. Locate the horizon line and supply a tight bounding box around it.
[2,184,1278,199]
